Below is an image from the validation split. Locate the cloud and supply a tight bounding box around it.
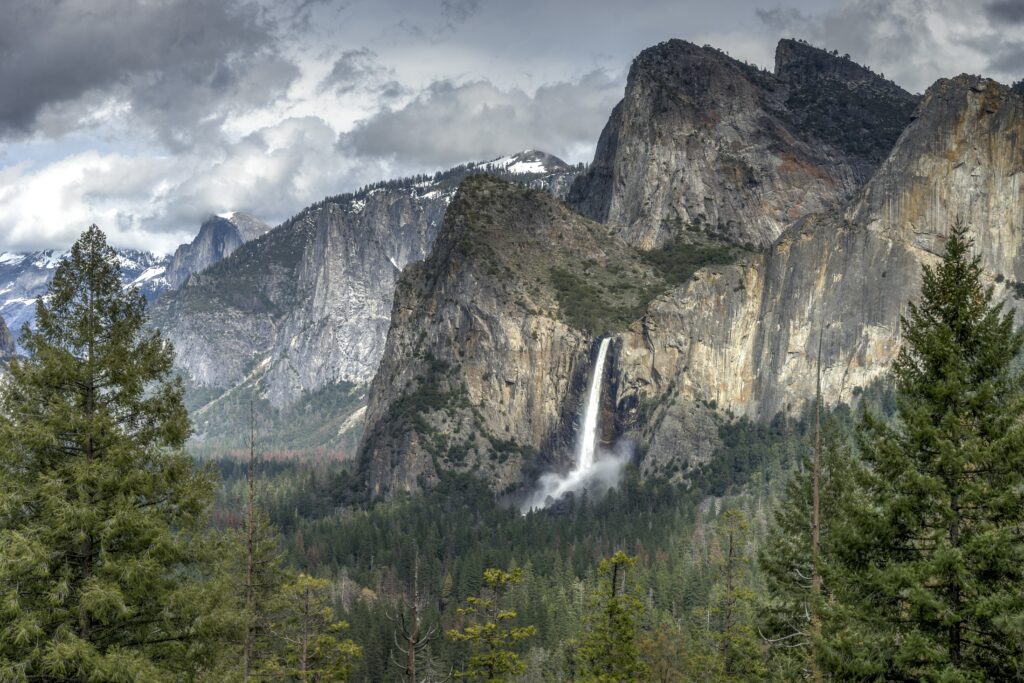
[343,70,623,168]
[318,48,408,101]
[758,0,1024,92]
[0,116,391,254]
[441,0,481,27]
[0,0,296,145]
[985,0,1024,24]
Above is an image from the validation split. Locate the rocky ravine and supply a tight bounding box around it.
[360,68,1022,495]
[568,39,918,250]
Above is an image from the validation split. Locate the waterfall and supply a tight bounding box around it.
[577,337,610,471]
[522,337,628,512]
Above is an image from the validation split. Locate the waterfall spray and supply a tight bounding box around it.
[522,337,629,512]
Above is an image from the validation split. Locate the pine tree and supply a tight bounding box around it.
[447,567,536,682]
[0,226,230,680]
[706,509,765,682]
[575,551,650,683]
[828,221,1024,680]
[758,417,860,681]
[264,573,362,681]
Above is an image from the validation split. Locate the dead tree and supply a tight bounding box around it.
[386,553,450,683]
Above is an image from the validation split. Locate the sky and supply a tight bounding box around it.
[0,0,1021,254]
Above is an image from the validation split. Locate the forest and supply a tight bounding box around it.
[1,223,1022,681]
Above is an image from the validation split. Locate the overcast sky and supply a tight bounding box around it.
[0,0,1020,253]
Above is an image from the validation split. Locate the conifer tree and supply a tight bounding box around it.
[264,573,361,681]
[575,551,650,682]
[828,221,1024,680]
[447,568,536,682]
[0,226,230,680]
[759,418,859,681]
[707,509,765,681]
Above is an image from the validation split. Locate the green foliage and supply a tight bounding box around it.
[187,379,365,456]
[575,552,650,682]
[548,266,655,334]
[639,237,738,287]
[0,226,231,680]
[827,221,1024,681]
[704,509,766,681]
[758,416,861,680]
[447,568,536,682]
[263,573,362,681]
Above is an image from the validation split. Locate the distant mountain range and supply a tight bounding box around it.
[0,212,269,346]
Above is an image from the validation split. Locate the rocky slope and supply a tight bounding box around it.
[361,66,1022,495]
[150,152,578,449]
[358,174,673,497]
[165,212,269,288]
[568,39,918,249]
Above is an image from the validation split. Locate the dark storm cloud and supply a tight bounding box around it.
[985,0,1024,24]
[342,70,623,168]
[0,0,296,143]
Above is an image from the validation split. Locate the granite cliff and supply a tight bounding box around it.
[568,39,918,249]
[359,46,1022,496]
[165,212,269,288]
[149,153,578,449]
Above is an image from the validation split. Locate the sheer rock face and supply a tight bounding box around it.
[616,76,1024,477]
[359,175,663,498]
[259,187,449,406]
[151,154,579,413]
[363,75,1022,494]
[568,39,918,250]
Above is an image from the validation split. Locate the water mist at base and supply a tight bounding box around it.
[521,338,631,512]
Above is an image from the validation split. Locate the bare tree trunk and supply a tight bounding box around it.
[244,401,256,681]
[811,327,823,683]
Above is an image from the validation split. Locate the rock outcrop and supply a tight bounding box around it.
[616,75,1024,478]
[0,317,14,359]
[358,174,668,497]
[568,39,918,249]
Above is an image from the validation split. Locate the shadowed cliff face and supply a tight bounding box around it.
[615,76,1024,478]
[164,213,269,289]
[568,39,918,250]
